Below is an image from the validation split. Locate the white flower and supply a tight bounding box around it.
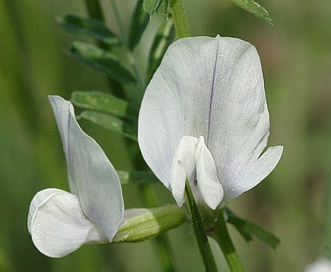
[305,258,331,272]
[138,35,283,210]
[27,96,124,258]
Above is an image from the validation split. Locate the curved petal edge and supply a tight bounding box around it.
[222,145,283,204]
[28,188,106,258]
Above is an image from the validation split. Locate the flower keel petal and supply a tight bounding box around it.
[195,137,224,210]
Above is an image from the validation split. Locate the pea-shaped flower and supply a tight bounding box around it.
[27,96,124,257]
[138,35,283,210]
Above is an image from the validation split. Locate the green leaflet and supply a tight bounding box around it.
[128,0,150,50]
[226,209,280,250]
[229,0,273,25]
[143,0,171,16]
[57,14,120,45]
[117,170,159,185]
[146,20,175,82]
[71,91,137,120]
[68,42,136,84]
[78,110,137,141]
[84,0,104,21]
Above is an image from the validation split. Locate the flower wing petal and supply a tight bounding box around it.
[48,95,124,241]
[27,188,105,258]
[170,136,198,206]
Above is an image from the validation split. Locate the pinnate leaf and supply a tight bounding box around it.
[78,110,137,141]
[146,20,174,82]
[69,42,136,84]
[226,209,280,249]
[71,91,137,120]
[143,0,170,16]
[57,14,120,45]
[129,0,150,50]
[117,171,159,185]
[229,0,272,25]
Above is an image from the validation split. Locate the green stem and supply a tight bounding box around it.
[127,52,145,94]
[109,0,128,46]
[185,182,218,272]
[170,0,190,38]
[213,210,244,272]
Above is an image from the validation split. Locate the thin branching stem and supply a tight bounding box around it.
[109,0,128,46]
[170,0,190,38]
[184,182,218,272]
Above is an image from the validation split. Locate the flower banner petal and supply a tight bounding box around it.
[49,96,124,241]
[28,189,105,258]
[222,146,283,203]
[138,35,282,205]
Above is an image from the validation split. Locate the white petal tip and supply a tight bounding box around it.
[205,193,223,210]
[172,192,185,208]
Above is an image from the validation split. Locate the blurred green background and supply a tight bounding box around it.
[1,0,331,271]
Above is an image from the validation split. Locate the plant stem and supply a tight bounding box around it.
[213,210,244,272]
[127,52,145,95]
[109,0,128,46]
[170,0,190,38]
[184,182,218,272]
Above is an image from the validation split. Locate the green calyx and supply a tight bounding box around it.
[113,205,186,242]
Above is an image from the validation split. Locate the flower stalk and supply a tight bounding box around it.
[184,182,218,272]
[170,0,191,38]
